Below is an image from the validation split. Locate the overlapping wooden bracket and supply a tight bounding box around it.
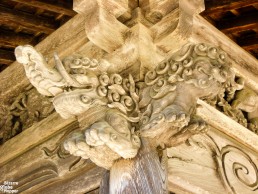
[15,42,241,170]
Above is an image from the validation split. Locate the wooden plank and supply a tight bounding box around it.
[32,165,104,194]
[0,6,58,34]
[0,49,15,65]
[10,0,76,17]
[0,113,76,166]
[218,12,258,33]
[196,99,258,153]
[204,0,258,15]
[0,30,36,47]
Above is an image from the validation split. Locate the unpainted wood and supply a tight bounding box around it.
[0,49,15,65]
[192,15,258,93]
[109,139,168,194]
[0,113,76,166]
[196,99,258,153]
[11,0,76,16]
[204,0,258,15]
[0,6,57,34]
[167,127,258,194]
[219,12,258,33]
[0,29,35,48]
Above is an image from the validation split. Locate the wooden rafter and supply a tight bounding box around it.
[0,6,58,34]
[204,0,258,15]
[10,0,76,17]
[0,49,15,65]
[218,12,258,33]
[0,30,36,48]
[237,34,258,51]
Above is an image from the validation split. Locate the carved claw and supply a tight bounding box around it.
[63,129,121,169]
[85,127,104,146]
[165,112,190,128]
[184,118,209,134]
[141,104,190,138]
[63,131,89,159]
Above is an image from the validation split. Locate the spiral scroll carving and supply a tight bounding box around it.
[219,145,258,193]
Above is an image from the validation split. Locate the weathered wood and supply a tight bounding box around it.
[167,126,258,194]
[204,0,258,15]
[74,0,128,53]
[196,99,258,153]
[30,165,105,194]
[10,0,76,17]
[192,15,258,93]
[109,139,167,193]
[0,30,35,47]
[218,12,258,33]
[0,6,58,34]
[238,34,258,51]
[0,113,76,166]
[86,188,100,194]
[99,171,110,194]
[0,14,87,106]
[0,49,15,65]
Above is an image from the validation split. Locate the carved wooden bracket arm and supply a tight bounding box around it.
[15,42,241,169]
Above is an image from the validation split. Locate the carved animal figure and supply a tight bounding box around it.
[63,109,141,169]
[231,88,258,134]
[15,46,139,119]
[139,43,239,140]
[15,45,142,165]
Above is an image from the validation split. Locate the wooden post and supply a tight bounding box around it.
[108,139,167,193]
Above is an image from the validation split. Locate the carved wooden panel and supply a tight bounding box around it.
[167,127,258,194]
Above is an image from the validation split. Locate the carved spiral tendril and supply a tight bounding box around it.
[122,78,130,92]
[219,145,258,193]
[99,74,109,86]
[97,86,108,97]
[168,62,184,78]
[145,71,159,85]
[218,53,226,64]
[207,47,217,59]
[110,74,122,85]
[156,61,170,75]
[121,96,134,112]
[194,43,208,56]
[182,57,193,67]
[108,90,121,102]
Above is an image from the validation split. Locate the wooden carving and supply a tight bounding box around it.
[139,43,239,146]
[167,130,258,194]
[15,42,239,192]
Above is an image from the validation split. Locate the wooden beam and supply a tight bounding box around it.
[10,0,76,17]
[204,0,258,15]
[0,30,36,48]
[196,99,258,153]
[218,12,258,33]
[0,49,15,65]
[0,113,77,166]
[0,6,58,34]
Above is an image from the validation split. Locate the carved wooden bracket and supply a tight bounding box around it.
[15,42,241,171]
[12,1,258,193]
